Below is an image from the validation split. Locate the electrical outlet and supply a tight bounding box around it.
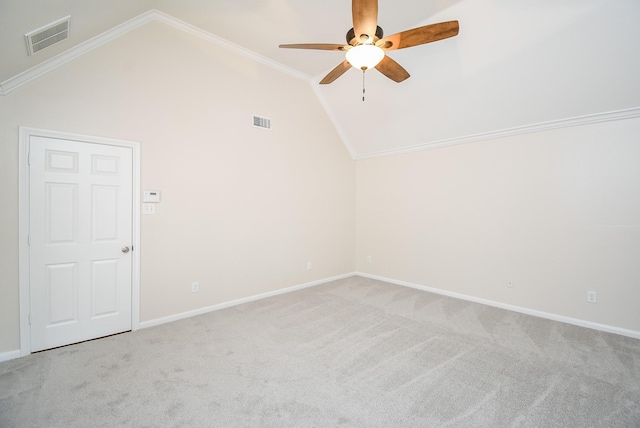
[306,262,312,270]
[367,256,372,263]
[587,291,597,303]
[192,282,199,293]
[506,280,514,288]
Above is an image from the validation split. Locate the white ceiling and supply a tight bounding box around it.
[1,0,639,158]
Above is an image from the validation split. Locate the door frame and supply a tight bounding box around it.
[18,127,141,357]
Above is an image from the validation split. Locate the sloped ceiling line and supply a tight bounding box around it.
[0,9,309,96]
[311,82,357,159]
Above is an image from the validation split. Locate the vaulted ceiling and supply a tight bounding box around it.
[1,0,639,158]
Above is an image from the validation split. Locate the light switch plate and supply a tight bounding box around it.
[143,204,156,215]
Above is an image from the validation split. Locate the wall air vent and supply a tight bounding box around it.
[252,115,272,130]
[25,16,71,56]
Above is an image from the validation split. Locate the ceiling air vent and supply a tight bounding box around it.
[25,16,71,56]
[252,115,272,130]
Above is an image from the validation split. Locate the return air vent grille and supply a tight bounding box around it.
[252,115,272,130]
[25,16,71,55]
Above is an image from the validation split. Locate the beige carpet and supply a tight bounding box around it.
[1,276,639,427]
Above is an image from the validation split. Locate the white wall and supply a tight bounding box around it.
[0,21,356,354]
[356,118,640,332]
[2,12,638,357]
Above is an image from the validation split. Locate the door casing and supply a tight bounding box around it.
[18,127,141,357]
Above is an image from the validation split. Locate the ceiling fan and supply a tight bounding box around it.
[279,0,459,85]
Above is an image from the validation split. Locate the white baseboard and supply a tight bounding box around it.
[0,349,21,363]
[356,272,640,340]
[8,271,634,362]
[140,272,357,329]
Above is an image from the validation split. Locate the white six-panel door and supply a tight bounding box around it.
[29,136,133,352]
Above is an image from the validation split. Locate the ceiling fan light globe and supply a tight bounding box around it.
[345,44,385,70]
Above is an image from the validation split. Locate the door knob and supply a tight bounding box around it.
[121,246,130,253]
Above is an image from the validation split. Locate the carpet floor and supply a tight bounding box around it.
[1,276,639,427]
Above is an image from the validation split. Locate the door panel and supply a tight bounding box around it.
[91,259,119,318]
[47,182,79,244]
[92,185,119,241]
[29,136,133,352]
[46,262,77,325]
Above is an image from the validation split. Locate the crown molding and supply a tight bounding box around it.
[0,10,310,96]
[355,107,640,160]
[149,11,310,82]
[0,11,154,95]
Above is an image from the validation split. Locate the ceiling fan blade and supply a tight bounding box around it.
[320,60,352,84]
[377,20,459,51]
[279,43,348,51]
[352,0,378,42]
[375,56,410,83]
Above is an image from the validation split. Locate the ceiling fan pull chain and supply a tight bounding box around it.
[362,69,366,102]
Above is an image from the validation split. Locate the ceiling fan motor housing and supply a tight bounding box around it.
[346,25,384,45]
[278,0,460,85]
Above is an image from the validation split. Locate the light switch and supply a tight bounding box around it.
[143,204,156,215]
